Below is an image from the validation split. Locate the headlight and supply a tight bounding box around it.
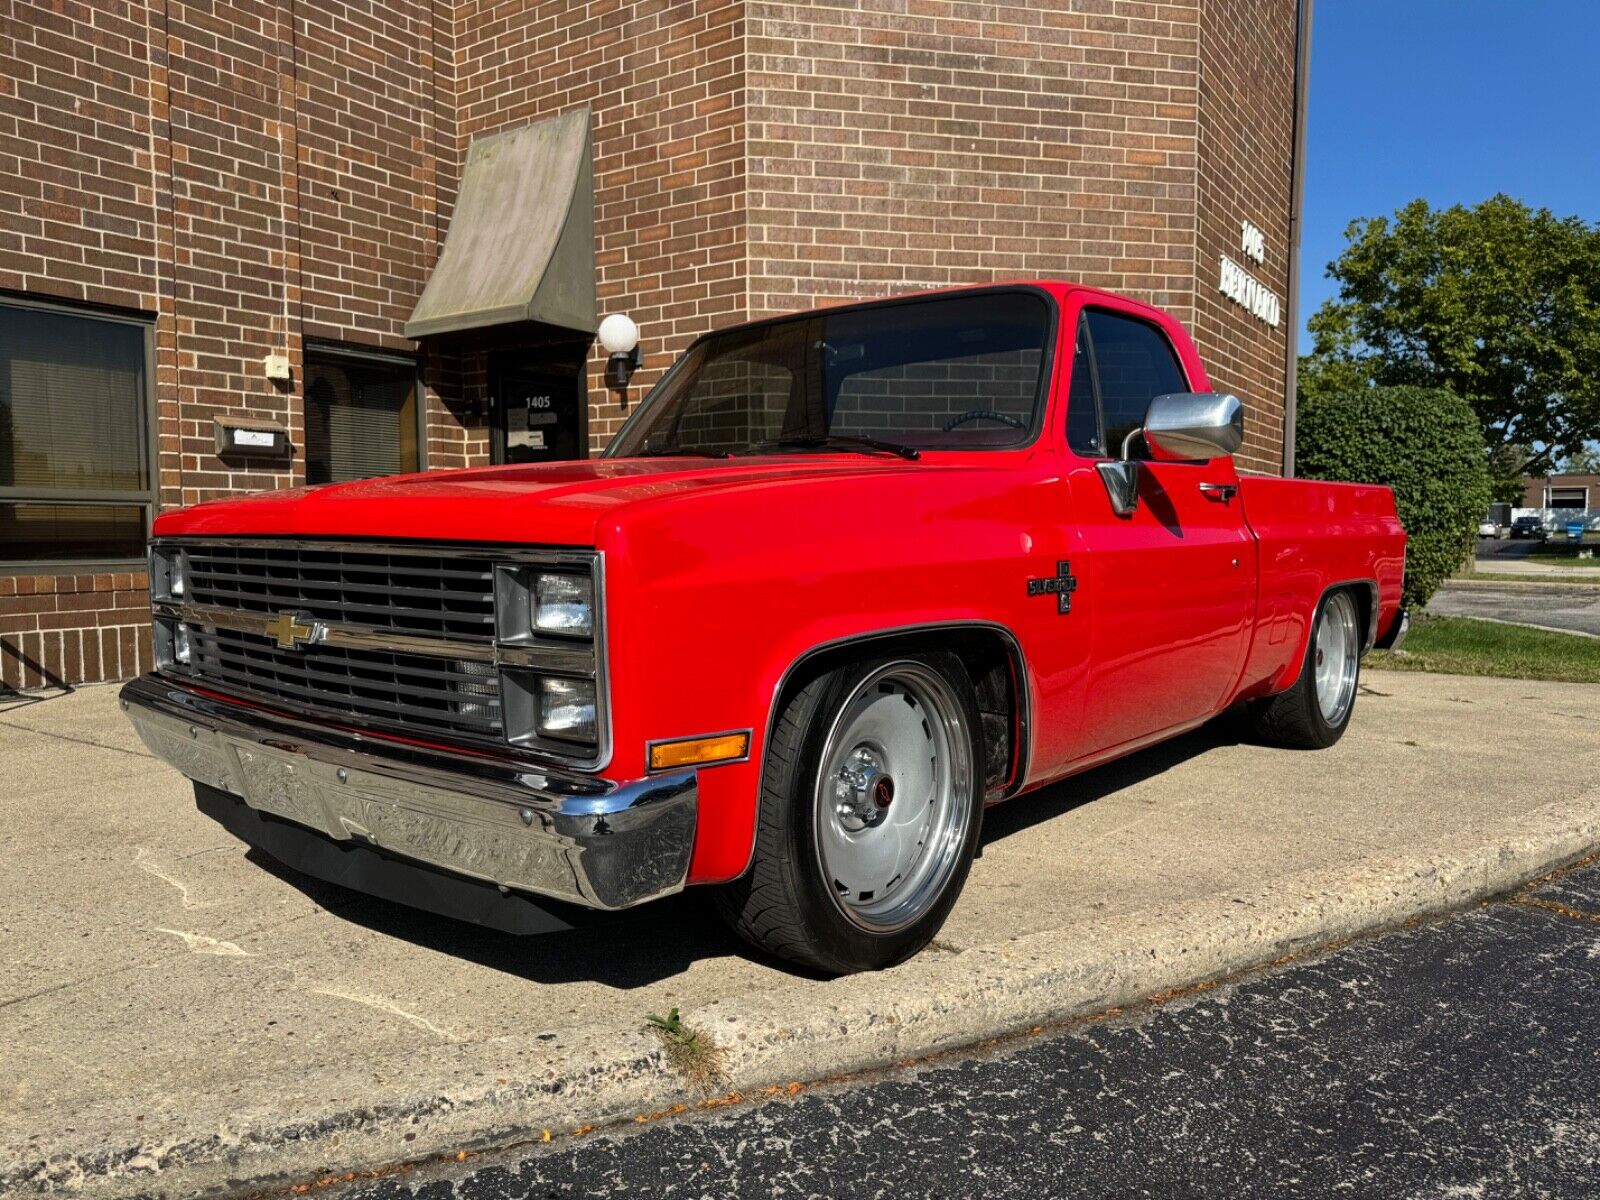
[150,546,188,603]
[533,572,594,637]
[536,677,597,743]
[154,617,192,671]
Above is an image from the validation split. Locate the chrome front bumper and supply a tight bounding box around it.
[120,674,697,910]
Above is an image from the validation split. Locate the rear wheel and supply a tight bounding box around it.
[714,651,983,974]
[1250,588,1362,749]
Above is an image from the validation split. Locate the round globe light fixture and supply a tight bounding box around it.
[598,313,639,355]
[598,313,643,399]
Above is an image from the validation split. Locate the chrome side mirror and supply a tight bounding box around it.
[1094,392,1245,516]
[1142,392,1244,462]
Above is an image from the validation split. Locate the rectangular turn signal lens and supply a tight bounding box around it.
[648,732,750,772]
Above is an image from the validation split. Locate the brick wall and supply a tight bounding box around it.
[0,0,464,688]
[744,1,1201,320]
[1192,0,1296,474]
[1521,474,1600,509]
[1,0,1298,690]
[0,571,152,690]
[452,0,749,451]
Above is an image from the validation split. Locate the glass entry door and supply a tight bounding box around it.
[490,351,588,464]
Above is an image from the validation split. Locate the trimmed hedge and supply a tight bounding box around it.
[1296,385,1490,610]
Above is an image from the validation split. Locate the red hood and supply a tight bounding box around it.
[153,456,916,546]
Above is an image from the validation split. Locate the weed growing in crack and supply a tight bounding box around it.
[645,1007,726,1092]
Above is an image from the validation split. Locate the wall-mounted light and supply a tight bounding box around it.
[598,313,642,400]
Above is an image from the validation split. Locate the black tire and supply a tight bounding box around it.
[713,650,984,975]
[1250,588,1362,750]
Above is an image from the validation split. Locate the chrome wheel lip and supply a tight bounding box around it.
[1314,591,1360,727]
[812,661,973,935]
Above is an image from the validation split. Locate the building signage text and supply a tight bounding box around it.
[1219,219,1280,328]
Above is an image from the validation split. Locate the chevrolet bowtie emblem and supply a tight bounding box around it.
[264,610,320,651]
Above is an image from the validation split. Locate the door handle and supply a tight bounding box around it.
[1199,482,1238,501]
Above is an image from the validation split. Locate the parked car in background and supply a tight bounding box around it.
[121,281,1408,974]
[1511,515,1544,539]
[1477,519,1503,538]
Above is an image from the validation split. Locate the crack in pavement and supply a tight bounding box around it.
[0,898,357,1009]
[134,846,217,910]
[155,926,251,956]
[0,714,155,760]
[1510,895,1600,924]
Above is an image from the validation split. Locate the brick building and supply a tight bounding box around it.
[1520,473,1600,511]
[0,0,1310,690]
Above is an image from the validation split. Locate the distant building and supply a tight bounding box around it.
[1520,474,1600,510]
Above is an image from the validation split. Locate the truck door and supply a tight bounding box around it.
[1061,305,1254,761]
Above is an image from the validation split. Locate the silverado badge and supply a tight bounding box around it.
[1027,562,1078,614]
[264,610,321,651]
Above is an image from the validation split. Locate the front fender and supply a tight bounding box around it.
[594,463,1051,883]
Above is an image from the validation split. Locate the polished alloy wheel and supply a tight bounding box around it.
[1313,590,1360,727]
[812,661,974,934]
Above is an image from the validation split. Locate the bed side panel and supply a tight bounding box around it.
[1234,477,1407,700]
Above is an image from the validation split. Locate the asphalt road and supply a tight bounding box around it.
[1429,580,1600,637]
[1475,536,1537,562]
[332,861,1600,1200]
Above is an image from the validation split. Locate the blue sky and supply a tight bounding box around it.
[1299,0,1600,354]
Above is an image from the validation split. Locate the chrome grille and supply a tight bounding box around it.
[170,541,504,744]
[189,626,503,740]
[182,543,497,643]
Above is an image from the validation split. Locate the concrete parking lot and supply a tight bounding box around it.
[5,671,1600,1196]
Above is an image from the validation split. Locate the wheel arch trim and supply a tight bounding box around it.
[741,619,1034,880]
[1248,576,1380,702]
[1305,577,1381,662]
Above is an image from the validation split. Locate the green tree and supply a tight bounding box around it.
[1560,443,1600,475]
[1297,386,1490,610]
[1301,195,1600,489]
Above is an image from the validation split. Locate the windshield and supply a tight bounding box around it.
[606,290,1052,458]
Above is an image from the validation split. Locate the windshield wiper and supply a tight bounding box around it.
[634,446,732,459]
[758,434,921,461]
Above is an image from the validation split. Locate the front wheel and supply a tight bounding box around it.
[714,651,983,974]
[1250,588,1363,749]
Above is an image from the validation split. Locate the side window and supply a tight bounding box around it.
[1065,314,1102,457]
[1083,310,1188,458]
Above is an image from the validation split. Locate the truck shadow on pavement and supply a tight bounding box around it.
[980,711,1251,847]
[245,714,1251,989]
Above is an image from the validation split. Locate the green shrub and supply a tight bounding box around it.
[1295,385,1490,610]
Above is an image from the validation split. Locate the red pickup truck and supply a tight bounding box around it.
[123,282,1407,973]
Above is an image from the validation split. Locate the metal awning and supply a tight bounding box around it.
[405,110,596,340]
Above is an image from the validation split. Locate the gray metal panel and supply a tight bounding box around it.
[405,110,597,340]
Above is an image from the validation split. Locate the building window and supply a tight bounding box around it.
[303,345,421,485]
[0,300,153,565]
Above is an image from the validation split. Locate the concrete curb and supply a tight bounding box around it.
[16,788,1600,1198]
